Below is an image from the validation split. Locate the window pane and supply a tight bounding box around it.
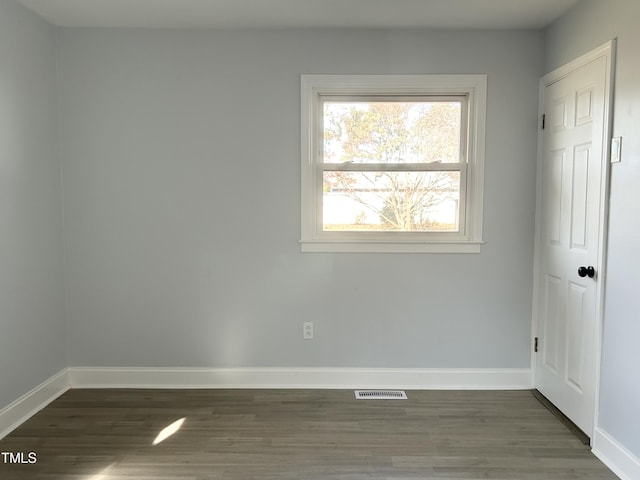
[323,101,461,164]
[323,171,460,232]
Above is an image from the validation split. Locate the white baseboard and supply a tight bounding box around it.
[67,366,532,390]
[593,427,640,480]
[0,369,70,440]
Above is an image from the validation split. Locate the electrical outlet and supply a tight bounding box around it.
[303,322,313,339]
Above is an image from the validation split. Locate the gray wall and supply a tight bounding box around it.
[546,0,640,460]
[0,0,66,410]
[56,28,543,369]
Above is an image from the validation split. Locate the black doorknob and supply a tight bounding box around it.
[578,266,595,278]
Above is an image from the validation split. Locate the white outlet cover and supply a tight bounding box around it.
[303,322,313,339]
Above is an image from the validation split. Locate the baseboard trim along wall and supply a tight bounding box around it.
[0,369,69,440]
[66,367,533,390]
[593,427,640,480]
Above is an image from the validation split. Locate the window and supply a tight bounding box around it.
[301,75,486,253]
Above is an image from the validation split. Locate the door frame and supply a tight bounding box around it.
[531,40,616,442]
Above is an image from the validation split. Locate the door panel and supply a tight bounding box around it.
[542,274,561,373]
[566,281,586,391]
[571,144,590,248]
[576,86,594,125]
[546,150,564,243]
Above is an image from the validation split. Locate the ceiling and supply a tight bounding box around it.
[18,0,581,29]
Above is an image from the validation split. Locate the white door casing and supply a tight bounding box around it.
[533,42,614,440]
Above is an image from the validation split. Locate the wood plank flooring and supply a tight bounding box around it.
[0,389,618,479]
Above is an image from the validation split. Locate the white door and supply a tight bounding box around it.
[534,44,613,439]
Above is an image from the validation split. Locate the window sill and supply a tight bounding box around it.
[300,240,484,254]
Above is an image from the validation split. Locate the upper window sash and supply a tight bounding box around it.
[320,94,468,167]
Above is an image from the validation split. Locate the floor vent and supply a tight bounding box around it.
[355,390,407,400]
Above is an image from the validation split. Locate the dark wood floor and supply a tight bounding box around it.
[0,389,617,479]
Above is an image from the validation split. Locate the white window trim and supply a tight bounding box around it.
[300,74,487,253]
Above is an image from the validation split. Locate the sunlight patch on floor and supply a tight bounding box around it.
[152,417,186,446]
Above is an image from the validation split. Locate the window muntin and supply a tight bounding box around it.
[301,75,486,253]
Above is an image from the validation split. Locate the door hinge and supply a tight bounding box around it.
[534,337,539,353]
[541,114,546,130]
